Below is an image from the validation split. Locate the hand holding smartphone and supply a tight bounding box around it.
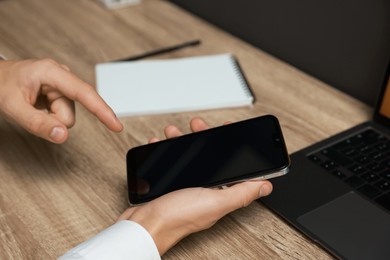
[126,115,290,205]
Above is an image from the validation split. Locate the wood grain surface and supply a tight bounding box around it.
[0,0,371,259]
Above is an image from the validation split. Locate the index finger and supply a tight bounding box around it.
[39,60,123,132]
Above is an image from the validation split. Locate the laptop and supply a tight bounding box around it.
[261,60,390,260]
[167,2,390,258]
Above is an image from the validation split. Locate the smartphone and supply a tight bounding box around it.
[126,115,290,205]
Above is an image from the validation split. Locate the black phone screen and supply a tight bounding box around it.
[126,115,289,204]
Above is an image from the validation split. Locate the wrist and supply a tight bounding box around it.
[126,208,184,255]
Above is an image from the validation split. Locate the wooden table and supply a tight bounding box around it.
[0,0,372,259]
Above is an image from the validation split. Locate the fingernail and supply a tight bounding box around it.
[113,114,123,129]
[259,184,272,197]
[50,127,65,142]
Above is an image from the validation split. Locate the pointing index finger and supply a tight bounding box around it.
[40,62,123,132]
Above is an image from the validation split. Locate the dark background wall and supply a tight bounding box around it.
[169,0,390,106]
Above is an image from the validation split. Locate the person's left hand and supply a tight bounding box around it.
[118,117,273,256]
[0,59,123,143]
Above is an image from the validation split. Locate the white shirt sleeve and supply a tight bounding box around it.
[58,220,161,260]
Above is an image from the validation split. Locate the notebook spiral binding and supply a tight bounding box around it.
[230,56,256,102]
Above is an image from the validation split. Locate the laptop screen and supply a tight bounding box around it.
[374,60,390,126]
[379,76,390,117]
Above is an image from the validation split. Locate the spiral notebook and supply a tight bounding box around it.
[96,53,255,117]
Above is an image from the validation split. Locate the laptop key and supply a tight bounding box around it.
[347,135,365,147]
[321,149,353,166]
[366,162,385,172]
[308,154,322,163]
[380,158,390,168]
[361,172,380,182]
[348,164,366,175]
[375,141,390,151]
[380,170,390,181]
[345,175,364,188]
[321,160,338,171]
[368,151,385,161]
[356,144,374,154]
[342,148,360,157]
[354,155,370,164]
[360,129,381,143]
[374,180,390,191]
[332,135,364,150]
[331,170,347,179]
[358,184,381,198]
[375,194,390,211]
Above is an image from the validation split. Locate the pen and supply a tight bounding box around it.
[115,39,201,62]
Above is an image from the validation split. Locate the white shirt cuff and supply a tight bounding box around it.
[59,220,161,260]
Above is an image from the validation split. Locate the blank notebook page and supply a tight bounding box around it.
[96,53,254,117]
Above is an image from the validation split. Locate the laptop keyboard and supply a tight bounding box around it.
[307,128,390,212]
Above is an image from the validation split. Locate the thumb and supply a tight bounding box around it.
[222,181,273,213]
[10,101,69,143]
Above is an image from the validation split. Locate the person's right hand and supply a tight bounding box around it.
[118,117,273,255]
[0,59,123,143]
